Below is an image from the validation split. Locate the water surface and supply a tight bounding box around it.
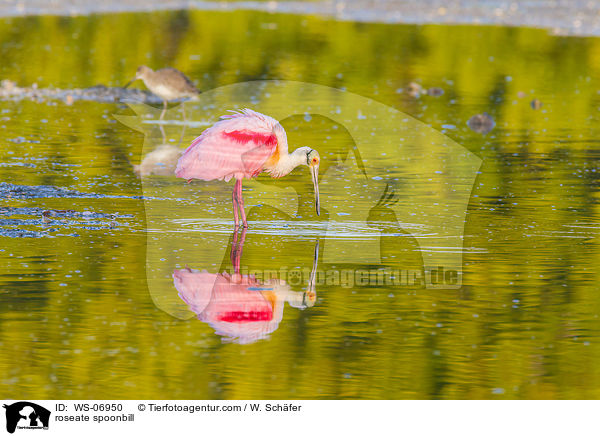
[1,10,600,399]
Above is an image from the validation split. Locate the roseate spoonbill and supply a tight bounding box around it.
[123,66,199,119]
[172,231,319,344]
[175,109,321,228]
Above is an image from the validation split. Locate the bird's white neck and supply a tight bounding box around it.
[267,147,309,178]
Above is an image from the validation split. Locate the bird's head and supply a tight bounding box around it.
[135,65,152,79]
[286,290,316,309]
[307,148,320,167]
[123,65,152,89]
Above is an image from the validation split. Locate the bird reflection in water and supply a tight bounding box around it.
[133,143,183,177]
[173,230,319,344]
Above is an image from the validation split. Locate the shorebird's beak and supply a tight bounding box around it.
[311,164,320,216]
[123,78,136,89]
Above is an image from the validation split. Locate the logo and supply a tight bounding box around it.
[116,79,481,322]
[3,402,50,434]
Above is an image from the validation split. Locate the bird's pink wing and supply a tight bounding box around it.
[175,109,279,182]
[173,268,217,315]
[199,273,278,344]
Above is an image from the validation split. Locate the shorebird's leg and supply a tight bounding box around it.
[237,179,248,228]
[232,180,240,228]
[159,124,166,145]
[177,104,187,147]
[159,100,167,120]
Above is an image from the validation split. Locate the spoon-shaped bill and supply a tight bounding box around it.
[304,240,319,307]
[311,164,320,216]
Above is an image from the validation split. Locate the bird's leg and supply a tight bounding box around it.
[159,124,166,145]
[238,225,247,249]
[237,178,248,228]
[232,227,247,274]
[159,100,167,120]
[230,226,247,280]
[232,181,240,228]
[230,229,239,273]
[157,101,168,143]
[177,104,187,147]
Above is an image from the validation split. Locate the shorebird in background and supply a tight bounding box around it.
[175,109,321,228]
[123,66,200,120]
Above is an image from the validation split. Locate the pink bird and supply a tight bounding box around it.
[173,268,315,344]
[175,109,321,227]
[172,231,319,344]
